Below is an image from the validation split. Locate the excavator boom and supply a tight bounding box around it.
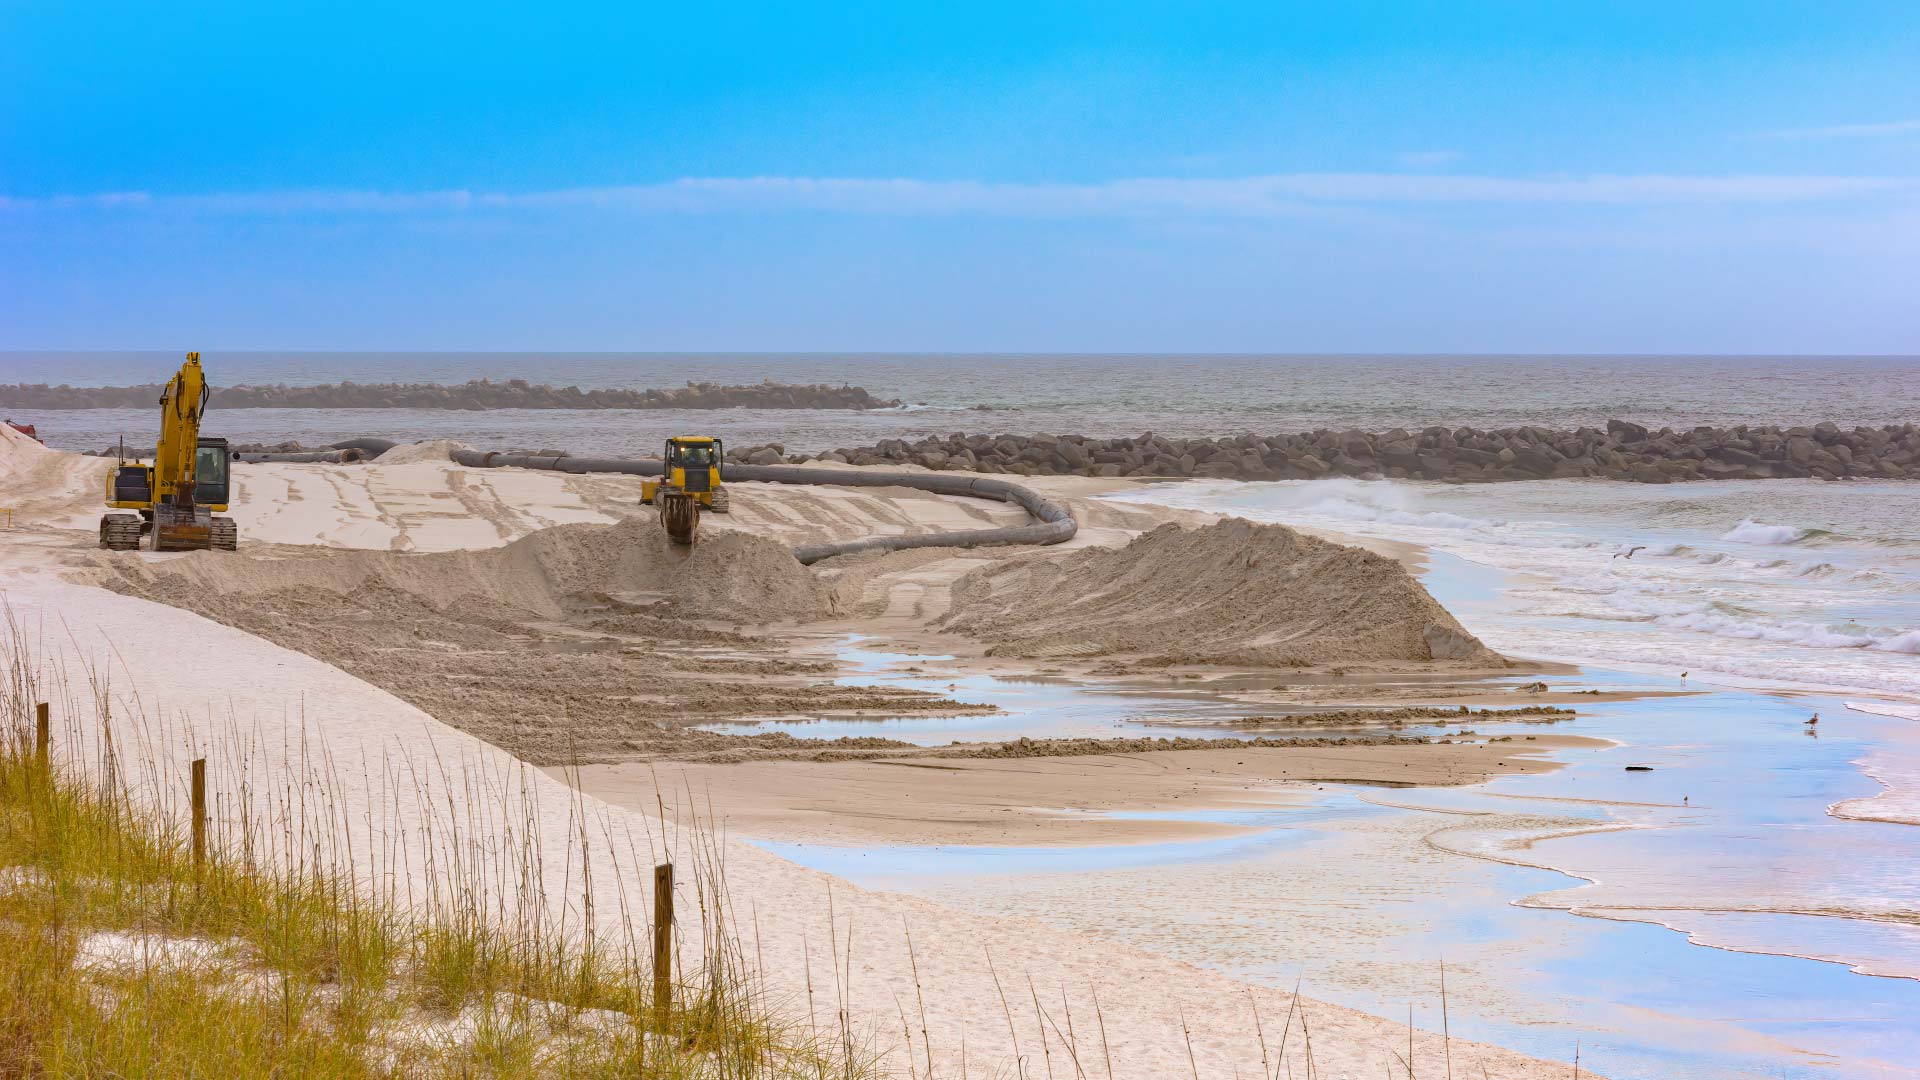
[154,356,210,508]
[149,356,213,550]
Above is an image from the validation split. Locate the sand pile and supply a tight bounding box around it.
[944,518,1503,667]
[91,519,973,763]
[0,421,57,483]
[373,439,469,465]
[94,517,833,624]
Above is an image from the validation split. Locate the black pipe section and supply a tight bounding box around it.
[449,449,1077,564]
[233,449,365,464]
[329,438,398,458]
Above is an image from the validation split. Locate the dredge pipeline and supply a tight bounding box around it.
[448,449,1077,564]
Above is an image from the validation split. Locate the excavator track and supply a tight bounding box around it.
[709,487,730,513]
[98,513,143,551]
[210,516,239,551]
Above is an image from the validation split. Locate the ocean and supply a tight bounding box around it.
[5,352,1920,459]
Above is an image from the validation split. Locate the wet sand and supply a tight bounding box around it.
[559,735,1604,846]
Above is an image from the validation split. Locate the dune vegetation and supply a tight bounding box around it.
[0,628,872,1078]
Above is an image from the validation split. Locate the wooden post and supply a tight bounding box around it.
[653,862,674,1025]
[190,758,207,869]
[34,703,49,773]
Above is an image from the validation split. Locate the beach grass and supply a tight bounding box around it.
[0,625,873,1078]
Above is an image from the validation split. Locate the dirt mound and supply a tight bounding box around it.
[943,518,1504,668]
[93,517,834,624]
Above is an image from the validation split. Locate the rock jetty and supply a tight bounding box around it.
[0,379,899,411]
[729,420,1920,483]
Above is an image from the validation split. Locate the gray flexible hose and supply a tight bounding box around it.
[448,449,1077,563]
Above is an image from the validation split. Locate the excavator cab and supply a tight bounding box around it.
[193,438,233,506]
[641,436,729,513]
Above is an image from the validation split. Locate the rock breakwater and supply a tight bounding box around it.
[2,378,899,411]
[732,420,1920,483]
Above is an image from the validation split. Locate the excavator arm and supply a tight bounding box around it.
[153,355,210,508]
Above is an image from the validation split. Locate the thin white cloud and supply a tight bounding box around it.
[3,173,1915,218]
[1745,119,1920,141]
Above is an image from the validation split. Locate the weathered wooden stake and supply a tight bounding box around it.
[653,862,674,1025]
[34,703,49,772]
[190,758,208,869]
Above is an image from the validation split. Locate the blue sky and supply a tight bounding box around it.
[3,1,1917,352]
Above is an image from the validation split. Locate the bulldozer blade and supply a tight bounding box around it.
[658,488,699,546]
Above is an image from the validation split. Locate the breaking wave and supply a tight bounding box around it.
[1721,520,1808,546]
[1603,593,1918,652]
[1256,478,1495,530]
[1106,476,1920,696]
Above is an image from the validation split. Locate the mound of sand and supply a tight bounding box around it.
[94,517,834,624]
[0,421,57,483]
[943,518,1503,667]
[86,519,977,763]
[373,439,469,465]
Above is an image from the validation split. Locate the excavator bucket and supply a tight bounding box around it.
[152,503,214,551]
[657,487,699,546]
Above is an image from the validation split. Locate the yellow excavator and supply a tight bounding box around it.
[640,436,729,545]
[99,353,239,552]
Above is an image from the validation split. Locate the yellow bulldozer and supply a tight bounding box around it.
[640,436,729,545]
[99,353,239,552]
[640,436,730,513]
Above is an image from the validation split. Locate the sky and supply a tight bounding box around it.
[3,1,1917,353]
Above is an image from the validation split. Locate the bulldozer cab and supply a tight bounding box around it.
[664,437,721,493]
[642,436,730,515]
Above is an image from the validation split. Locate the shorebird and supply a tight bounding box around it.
[1613,546,1647,560]
[1807,713,1820,726]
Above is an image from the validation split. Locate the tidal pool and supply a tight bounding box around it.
[737,643,1920,1077]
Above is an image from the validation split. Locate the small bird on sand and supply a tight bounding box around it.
[1806,713,1820,726]
[1680,671,1689,680]
[1613,546,1647,560]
